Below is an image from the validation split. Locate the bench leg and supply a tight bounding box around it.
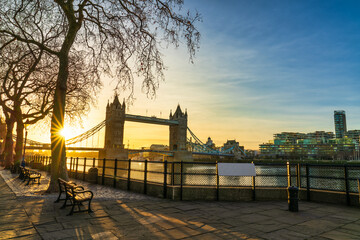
[26,178,31,185]
[55,192,63,203]
[67,204,75,216]
[60,199,68,209]
[88,199,93,213]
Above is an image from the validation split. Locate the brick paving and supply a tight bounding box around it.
[1,169,360,240]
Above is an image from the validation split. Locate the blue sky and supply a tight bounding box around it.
[161,0,360,148]
[31,0,360,150]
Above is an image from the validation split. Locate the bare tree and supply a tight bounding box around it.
[0,40,100,169]
[0,0,200,191]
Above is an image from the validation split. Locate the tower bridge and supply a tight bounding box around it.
[24,96,246,160]
[102,95,190,160]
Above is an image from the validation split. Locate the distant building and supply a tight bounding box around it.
[306,131,334,143]
[345,130,360,144]
[223,140,245,158]
[150,144,169,151]
[334,110,347,138]
[205,137,215,149]
[260,131,357,160]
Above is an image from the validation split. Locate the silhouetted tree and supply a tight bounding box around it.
[0,40,100,169]
[0,0,200,191]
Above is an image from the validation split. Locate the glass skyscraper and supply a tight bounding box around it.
[334,110,347,138]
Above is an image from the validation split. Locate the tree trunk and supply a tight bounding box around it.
[4,116,15,169]
[46,13,82,192]
[47,54,69,193]
[14,117,24,163]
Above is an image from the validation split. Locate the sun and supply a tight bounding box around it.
[59,127,73,140]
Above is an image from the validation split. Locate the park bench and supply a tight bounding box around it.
[21,167,41,185]
[55,178,80,203]
[58,178,94,215]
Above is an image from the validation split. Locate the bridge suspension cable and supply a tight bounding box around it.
[14,120,107,147]
[65,120,106,145]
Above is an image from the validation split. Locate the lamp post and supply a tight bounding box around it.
[21,120,29,167]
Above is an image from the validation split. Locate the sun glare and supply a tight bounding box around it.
[59,127,72,140]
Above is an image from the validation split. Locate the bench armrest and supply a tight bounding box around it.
[74,186,84,190]
[74,190,94,199]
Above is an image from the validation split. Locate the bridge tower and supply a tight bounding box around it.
[105,95,125,149]
[169,105,193,161]
[100,95,128,159]
[169,105,187,151]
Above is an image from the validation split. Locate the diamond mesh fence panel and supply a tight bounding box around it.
[290,165,298,175]
[116,169,128,179]
[130,170,144,181]
[147,162,164,172]
[256,165,287,175]
[219,176,252,187]
[181,163,216,186]
[183,174,217,186]
[301,178,307,188]
[348,167,360,178]
[309,177,345,191]
[307,165,345,191]
[255,176,288,187]
[348,166,360,193]
[255,165,288,187]
[183,163,216,174]
[147,172,164,183]
[309,165,344,178]
[290,176,297,186]
[349,179,359,193]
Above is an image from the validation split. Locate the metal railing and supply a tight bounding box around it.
[26,156,360,205]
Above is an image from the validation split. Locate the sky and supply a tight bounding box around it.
[29,0,360,150]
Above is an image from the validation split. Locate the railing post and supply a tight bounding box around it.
[163,160,168,198]
[344,164,350,206]
[252,175,256,201]
[113,159,118,188]
[287,161,291,187]
[180,161,183,201]
[127,159,131,191]
[83,157,87,181]
[93,157,95,168]
[171,162,175,185]
[75,157,79,179]
[69,157,73,176]
[144,160,148,194]
[296,163,301,187]
[252,161,256,201]
[216,161,219,201]
[306,163,310,201]
[102,158,106,185]
[358,179,360,205]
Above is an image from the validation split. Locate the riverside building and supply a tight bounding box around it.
[259,131,358,160]
[334,110,347,138]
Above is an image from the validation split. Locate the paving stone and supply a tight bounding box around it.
[238,213,272,224]
[320,230,359,240]
[184,232,224,240]
[258,228,311,240]
[247,220,291,233]
[91,231,119,239]
[34,222,64,233]
[0,227,38,240]
[160,226,202,239]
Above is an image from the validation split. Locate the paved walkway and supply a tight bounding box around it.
[0,170,360,239]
